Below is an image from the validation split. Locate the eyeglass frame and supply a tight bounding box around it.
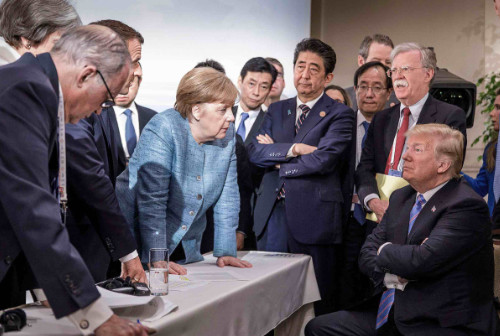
[386,66,428,78]
[355,85,388,95]
[96,70,116,108]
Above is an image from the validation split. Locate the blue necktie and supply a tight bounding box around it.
[353,121,370,224]
[376,194,426,329]
[236,112,249,141]
[124,109,137,157]
[494,143,500,202]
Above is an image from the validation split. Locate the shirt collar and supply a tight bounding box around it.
[418,179,449,203]
[114,103,137,116]
[400,92,429,120]
[237,104,260,115]
[357,110,368,127]
[297,92,324,111]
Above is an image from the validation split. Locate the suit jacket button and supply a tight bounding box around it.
[275,188,279,192]
[79,320,89,329]
[196,176,202,181]
[189,211,195,216]
[197,194,202,200]
[4,256,12,265]
[181,225,187,230]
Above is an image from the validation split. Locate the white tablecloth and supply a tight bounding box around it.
[13,251,320,336]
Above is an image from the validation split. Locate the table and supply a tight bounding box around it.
[13,251,320,336]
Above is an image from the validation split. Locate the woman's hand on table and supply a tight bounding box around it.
[216,256,252,268]
[169,261,187,275]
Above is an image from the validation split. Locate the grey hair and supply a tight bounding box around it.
[358,34,394,60]
[0,0,81,48]
[51,25,131,78]
[390,42,437,70]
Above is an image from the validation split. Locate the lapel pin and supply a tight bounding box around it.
[431,206,436,212]
[287,109,292,116]
[319,111,326,117]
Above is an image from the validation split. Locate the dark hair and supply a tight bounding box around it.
[353,61,392,89]
[240,57,277,84]
[194,59,226,74]
[0,0,81,48]
[358,34,394,60]
[91,19,144,44]
[293,38,336,75]
[324,85,351,108]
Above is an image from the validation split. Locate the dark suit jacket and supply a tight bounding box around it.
[0,53,99,318]
[359,178,497,335]
[356,95,467,205]
[65,109,137,282]
[108,103,157,175]
[248,95,355,244]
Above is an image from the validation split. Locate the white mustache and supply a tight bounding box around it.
[394,79,409,88]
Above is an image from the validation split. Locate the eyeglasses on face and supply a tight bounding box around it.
[356,85,387,95]
[96,70,116,108]
[386,66,427,78]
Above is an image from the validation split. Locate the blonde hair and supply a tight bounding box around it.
[175,67,238,118]
[405,123,464,177]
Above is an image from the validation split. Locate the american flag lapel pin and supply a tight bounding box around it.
[431,205,436,212]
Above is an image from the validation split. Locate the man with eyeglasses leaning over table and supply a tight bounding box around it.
[355,42,467,225]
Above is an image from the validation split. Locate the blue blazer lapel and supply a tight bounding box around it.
[294,95,329,143]
[282,99,297,141]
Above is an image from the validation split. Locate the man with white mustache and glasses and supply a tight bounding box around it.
[355,43,467,224]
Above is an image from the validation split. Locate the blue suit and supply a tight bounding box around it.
[116,109,238,263]
[462,143,495,215]
[247,94,355,314]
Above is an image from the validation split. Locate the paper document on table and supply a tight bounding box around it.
[169,275,209,291]
[366,173,409,221]
[97,286,177,322]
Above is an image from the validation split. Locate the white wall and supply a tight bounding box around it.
[74,0,311,111]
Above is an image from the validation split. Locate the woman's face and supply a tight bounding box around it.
[193,102,235,142]
[325,89,346,105]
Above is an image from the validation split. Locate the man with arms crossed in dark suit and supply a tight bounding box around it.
[248,38,354,315]
[0,25,148,335]
[356,43,467,224]
[306,123,497,336]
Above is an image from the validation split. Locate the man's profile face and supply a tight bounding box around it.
[294,51,332,101]
[358,42,392,67]
[391,50,433,106]
[127,38,142,78]
[238,71,273,111]
[269,63,285,99]
[355,66,391,116]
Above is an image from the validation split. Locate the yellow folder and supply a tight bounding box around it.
[366,173,409,222]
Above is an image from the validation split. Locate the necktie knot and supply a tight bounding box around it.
[403,107,411,118]
[362,121,369,132]
[299,104,311,115]
[240,112,249,122]
[416,194,426,207]
[124,109,132,117]
[236,112,249,141]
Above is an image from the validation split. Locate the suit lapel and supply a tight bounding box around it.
[416,95,436,124]
[137,103,148,132]
[245,109,266,146]
[294,95,329,143]
[107,107,126,168]
[385,105,401,159]
[282,99,297,142]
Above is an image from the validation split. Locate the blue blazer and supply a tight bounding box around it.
[247,95,355,244]
[462,143,496,216]
[116,109,238,263]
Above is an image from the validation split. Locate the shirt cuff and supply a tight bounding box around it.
[67,298,113,335]
[383,273,408,291]
[32,288,47,302]
[119,250,138,263]
[236,230,247,238]
[377,242,392,255]
[363,193,380,211]
[286,144,298,158]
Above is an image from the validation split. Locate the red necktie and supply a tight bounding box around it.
[385,107,410,174]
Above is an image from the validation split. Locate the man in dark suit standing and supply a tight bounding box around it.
[93,20,157,176]
[65,19,153,283]
[0,25,148,335]
[356,42,467,224]
[306,124,497,336]
[248,38,354,315]
[233,57,277,249]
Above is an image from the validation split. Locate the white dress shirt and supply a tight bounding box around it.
[235,104,261,140]
[114,103,140,159]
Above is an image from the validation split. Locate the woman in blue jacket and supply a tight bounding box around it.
[462,98,499,216]
[117,67,252,270]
